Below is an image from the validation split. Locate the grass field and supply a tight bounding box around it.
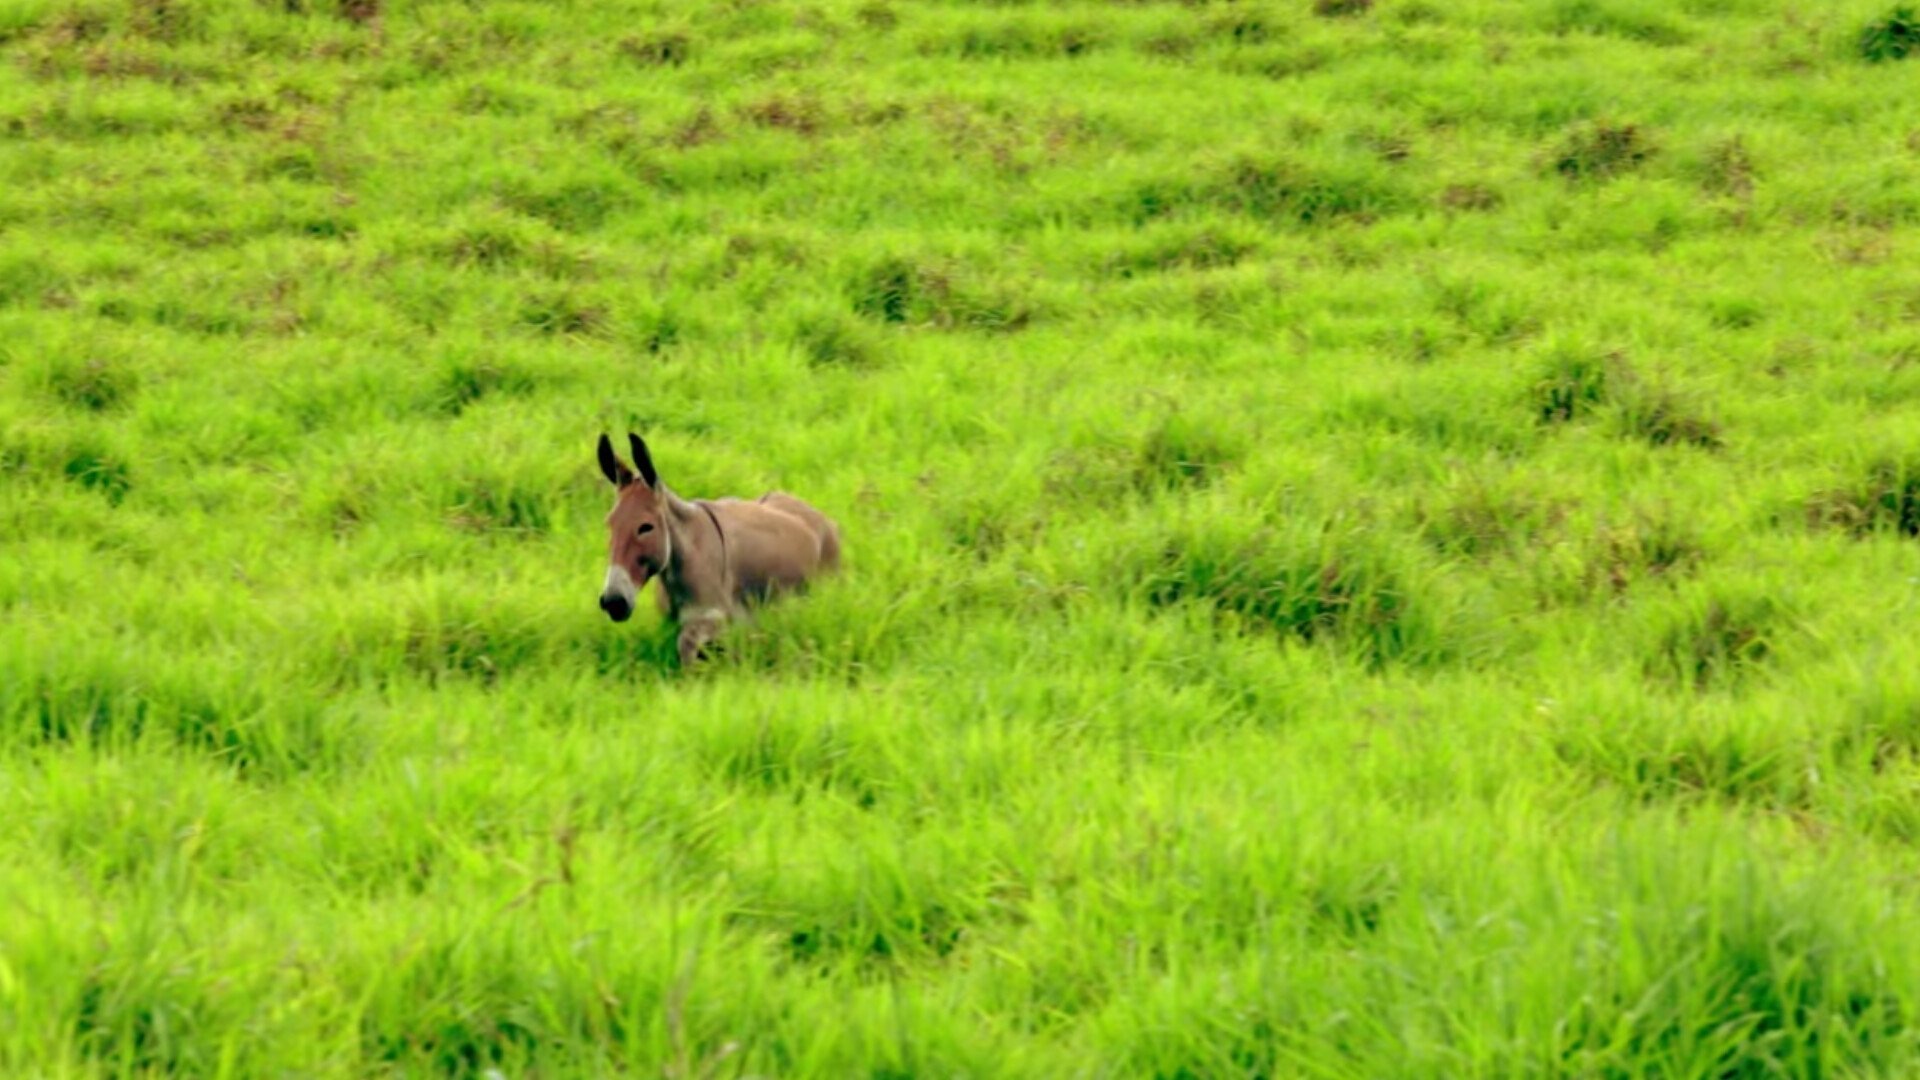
[6,0,1920,1074]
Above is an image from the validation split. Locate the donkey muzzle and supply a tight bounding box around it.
[601,564,643,622]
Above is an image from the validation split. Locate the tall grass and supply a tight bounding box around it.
[6,0,1920,1074]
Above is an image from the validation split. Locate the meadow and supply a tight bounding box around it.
[5,0,1920,1074]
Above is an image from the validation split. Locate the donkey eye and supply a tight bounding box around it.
[636,523,655,536]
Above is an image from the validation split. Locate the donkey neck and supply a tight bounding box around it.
[658,487,729,608]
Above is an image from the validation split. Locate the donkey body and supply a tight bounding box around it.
[597,432,840,666]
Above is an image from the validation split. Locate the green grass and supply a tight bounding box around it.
[6,0,1920,1074]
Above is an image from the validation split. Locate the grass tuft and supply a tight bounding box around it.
[1808,460,1920,538]
[1133,414,1244,493]
[1586,514,1704,595]
[619,30,690,67]
[449,482,552,536]
[1416,485,1570,561]
[61,445,132,504]
[1531,343,1627,424]
[1137,518,1446,669]
[45,357,137,412]
[791,307,880,369]
[437,359,536,416]
[1549,121,1657,183]
[518,289,610,338]
[1650,595,1783,690]
[1313,0,1373,18]
[1860,6,1920,63]
[1217,155,1410,225]
[1439,182,1502,212]
[1545,0,1688,45]
[1618,384,1724,450]
[846,256,1035,331]
[740,94,827,138]
[1700,135,1755,198]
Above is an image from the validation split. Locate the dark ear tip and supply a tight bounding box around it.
[626,431,658,487]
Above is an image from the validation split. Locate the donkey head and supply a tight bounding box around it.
[596,432,669,622]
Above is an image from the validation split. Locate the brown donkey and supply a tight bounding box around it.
[596,432,841,666]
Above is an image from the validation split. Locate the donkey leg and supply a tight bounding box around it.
[676,607,729,667]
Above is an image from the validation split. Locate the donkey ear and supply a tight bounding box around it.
[597,432,633,487]
[628,432,660,489]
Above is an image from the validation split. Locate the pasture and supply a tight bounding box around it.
[5,0,1920,1074]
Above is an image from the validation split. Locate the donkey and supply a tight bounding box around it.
[596,432,841,666]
